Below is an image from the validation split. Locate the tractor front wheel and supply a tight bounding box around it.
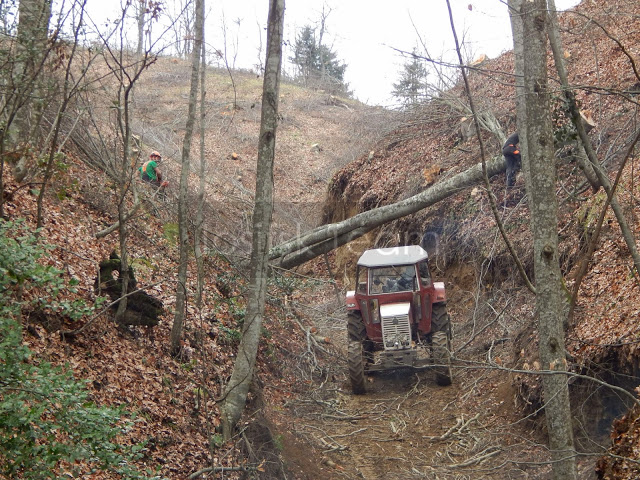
[348,340,366,394]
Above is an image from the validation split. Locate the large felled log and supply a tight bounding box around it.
[95,251,163,327]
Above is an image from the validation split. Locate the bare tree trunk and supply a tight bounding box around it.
[114,87,134,324]
[113,62,140,324]
[195,16,207,308]
[36,4,88,230]
[317,5,332,83]
[114,195,130,323]
[520,1,577,478]
[220,0,285,441]
[15,0,51,103]
[136,0,146,56]
[170,0,204,355]
[1,1,56,213]
[508,0,528,172]
[14,0,52,182]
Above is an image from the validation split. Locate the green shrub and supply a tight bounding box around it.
[219,325,241,345]
[0,219,160,479]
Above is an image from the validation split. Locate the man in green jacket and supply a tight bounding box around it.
[139,151,168,188]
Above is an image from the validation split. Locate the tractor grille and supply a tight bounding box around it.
[381,314,411,350]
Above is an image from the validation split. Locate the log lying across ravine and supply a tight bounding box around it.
[270,156,507,269]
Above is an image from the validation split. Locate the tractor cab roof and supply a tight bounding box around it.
[357,245,428,267]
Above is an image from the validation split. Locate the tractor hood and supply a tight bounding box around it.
[379,302,411,318]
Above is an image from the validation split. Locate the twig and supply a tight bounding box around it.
[188,465,255,479]
[423,413,479,441]
[320,414,367,421]
[304,424,348,452]
[291,311,332,356]
[447,447,500,469]
[94,188,144,239]
[330,427,368,438]
[455,303,508,355]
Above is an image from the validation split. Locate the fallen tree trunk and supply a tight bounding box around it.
[271,156,507,269]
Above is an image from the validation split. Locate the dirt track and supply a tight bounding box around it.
[286,365,531,480]
[279,291,599,480]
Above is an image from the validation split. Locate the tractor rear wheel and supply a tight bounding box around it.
[347,312,366,342]
[432,302,452,386]
[432,331,452,386]
[348,340,366,394]
[431,302,451,334]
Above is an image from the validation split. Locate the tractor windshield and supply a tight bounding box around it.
[369,265,416,294]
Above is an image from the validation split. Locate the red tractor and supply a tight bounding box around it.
[346,245,452,394]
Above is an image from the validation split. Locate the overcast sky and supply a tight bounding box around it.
[207,0,582,107]
[85,0,582,107]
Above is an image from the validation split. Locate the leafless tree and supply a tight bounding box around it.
[195,18,207,308]
[253,17,264,74]
[170,0,205,355]
[36,1,97,230]
[0,0,55,210]
[315,3,332,82]
[13,0,53,182]
[135,0,146,56]
[220,0,285,441]
[510,0,577,477]
[167,0,194,58]
[95,2,161,323]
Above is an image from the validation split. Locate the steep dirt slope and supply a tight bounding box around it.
[131,62,397,255]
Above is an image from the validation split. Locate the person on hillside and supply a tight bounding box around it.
[139,151,168,190]
[502,132,521,188]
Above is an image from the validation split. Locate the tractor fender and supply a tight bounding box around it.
[433,282,447,303]
[346,290,359,311]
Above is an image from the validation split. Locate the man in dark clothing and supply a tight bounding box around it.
[502,132,521,187]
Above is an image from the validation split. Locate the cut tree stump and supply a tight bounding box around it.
[95,251,164,327]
